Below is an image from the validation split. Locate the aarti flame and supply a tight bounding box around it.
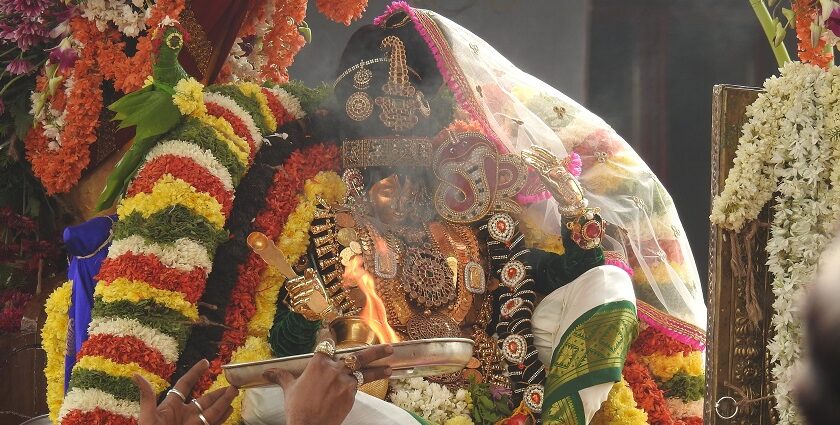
[343,255,400,344]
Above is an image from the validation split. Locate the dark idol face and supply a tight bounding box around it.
[368,173,422,226]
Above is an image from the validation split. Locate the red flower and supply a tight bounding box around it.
[98,252,207,304]
[79,334,175,379]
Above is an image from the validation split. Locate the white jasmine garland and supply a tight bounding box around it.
[87,317,179,363]
[79,0,154,38]
[711,62,840,425]
[142,140,236,192]
[203,91,262,148]
[389,378,473,425]
[266,87,305,120]
[108,235,212,272]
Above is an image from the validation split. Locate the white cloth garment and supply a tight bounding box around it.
[242,385,419,425]
[532,264,637,424]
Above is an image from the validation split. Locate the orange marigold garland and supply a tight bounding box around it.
[262,0,307,82]
[25,17,103,195]
[794,0,833,68]
[25,1,185,194]
[317,0,369,25]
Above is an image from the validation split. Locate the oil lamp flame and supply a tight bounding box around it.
[342,256,400,344]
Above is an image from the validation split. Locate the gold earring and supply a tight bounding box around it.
[352,62,372,90]
[346,91,373,121]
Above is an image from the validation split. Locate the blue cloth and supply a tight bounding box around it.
[63,215,115,391]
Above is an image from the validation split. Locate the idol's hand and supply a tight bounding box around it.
[263,343,394,425]
[134,359,238,425]
[286,268,336,321]
[521,145,588,217]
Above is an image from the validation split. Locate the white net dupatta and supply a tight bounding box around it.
[376,3,706,347]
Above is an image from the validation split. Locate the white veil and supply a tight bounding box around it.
[375,3,706,347]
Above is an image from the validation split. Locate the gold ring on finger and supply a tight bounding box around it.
[343,354,359,372]
[314,340,336,358]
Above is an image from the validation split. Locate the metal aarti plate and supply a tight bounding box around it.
[222,338,475,389]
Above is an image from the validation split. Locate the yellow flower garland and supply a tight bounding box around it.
[205,336,274,425]
[277,171,347,262]
[42,281,73,423]
[75,355,170,393]
[202,172,348,424]
[209,126,250,166]
[590,379,648,425]
[641,351,704,382]
[95,277,199,320]
[247,265,285,338]
[237,82,278,133]
[173,77,208,116]
[117,175,225,228]
[197,112,251,161]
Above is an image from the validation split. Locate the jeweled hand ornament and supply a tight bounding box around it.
[248,232,337,322]
[521,145,588,217]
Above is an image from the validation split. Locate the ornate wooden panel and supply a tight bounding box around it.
[706,84,776,425]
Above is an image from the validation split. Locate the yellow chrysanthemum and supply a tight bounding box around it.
[75,355,170,393]
[277,172,346,262]
[205,336,273,425]
[173,77,207,117]
[238,82,278,133]
[248,265,285,338]
[590,379,648,425]
[197,113,251,162]
[117,175,225,228]
[210,127,249,166]
[95,277,199,321]
[641,351,704,381]
[42,281,73,423]
[142,75,154,88]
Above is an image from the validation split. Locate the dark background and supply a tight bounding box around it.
[292,0,781,296]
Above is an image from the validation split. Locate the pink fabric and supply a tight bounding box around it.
[566,152,582,177]
[606,258,634,277]
[637,309,706,351]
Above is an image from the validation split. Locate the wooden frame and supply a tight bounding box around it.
[706,85,776,424]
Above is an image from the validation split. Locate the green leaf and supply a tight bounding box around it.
[782,8,795,25]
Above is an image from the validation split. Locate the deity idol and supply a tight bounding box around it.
[240,5,708,424]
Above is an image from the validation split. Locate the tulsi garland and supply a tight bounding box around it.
[42,281,73,423]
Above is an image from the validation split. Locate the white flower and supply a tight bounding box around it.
[713,62,840,425]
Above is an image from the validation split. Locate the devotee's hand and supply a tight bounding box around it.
[262,341,394,425]
[133,359,239,425]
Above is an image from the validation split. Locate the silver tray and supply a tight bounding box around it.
[223,338,474,389]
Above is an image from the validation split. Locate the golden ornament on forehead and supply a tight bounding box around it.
[374,35,430,132]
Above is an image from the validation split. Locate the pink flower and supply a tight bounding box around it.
[5,57,34,75]
[48,38,77,72]
[0,19,49,51]
[0,0,52,18]
[826,7,840,38]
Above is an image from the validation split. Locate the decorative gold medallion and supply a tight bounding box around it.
[406,314,461,340]
[346,91,373,121]
[336,228,358,247]
[353,64,373,90]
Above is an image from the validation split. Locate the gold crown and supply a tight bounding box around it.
[342,137,435,168]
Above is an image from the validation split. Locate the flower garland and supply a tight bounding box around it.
[57,79,276,424]
[193,143,341,395]
[390,377,473,425]
[316,0,369,25]
[793,0,834,69]
[200,168,345,423]
[590,379,648,425]
[42,281,73,423]
[78,0,156,37]
[711,62,840,425]
[172,119,312,387]
[25,18,103,195]
[25,0,183,194]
